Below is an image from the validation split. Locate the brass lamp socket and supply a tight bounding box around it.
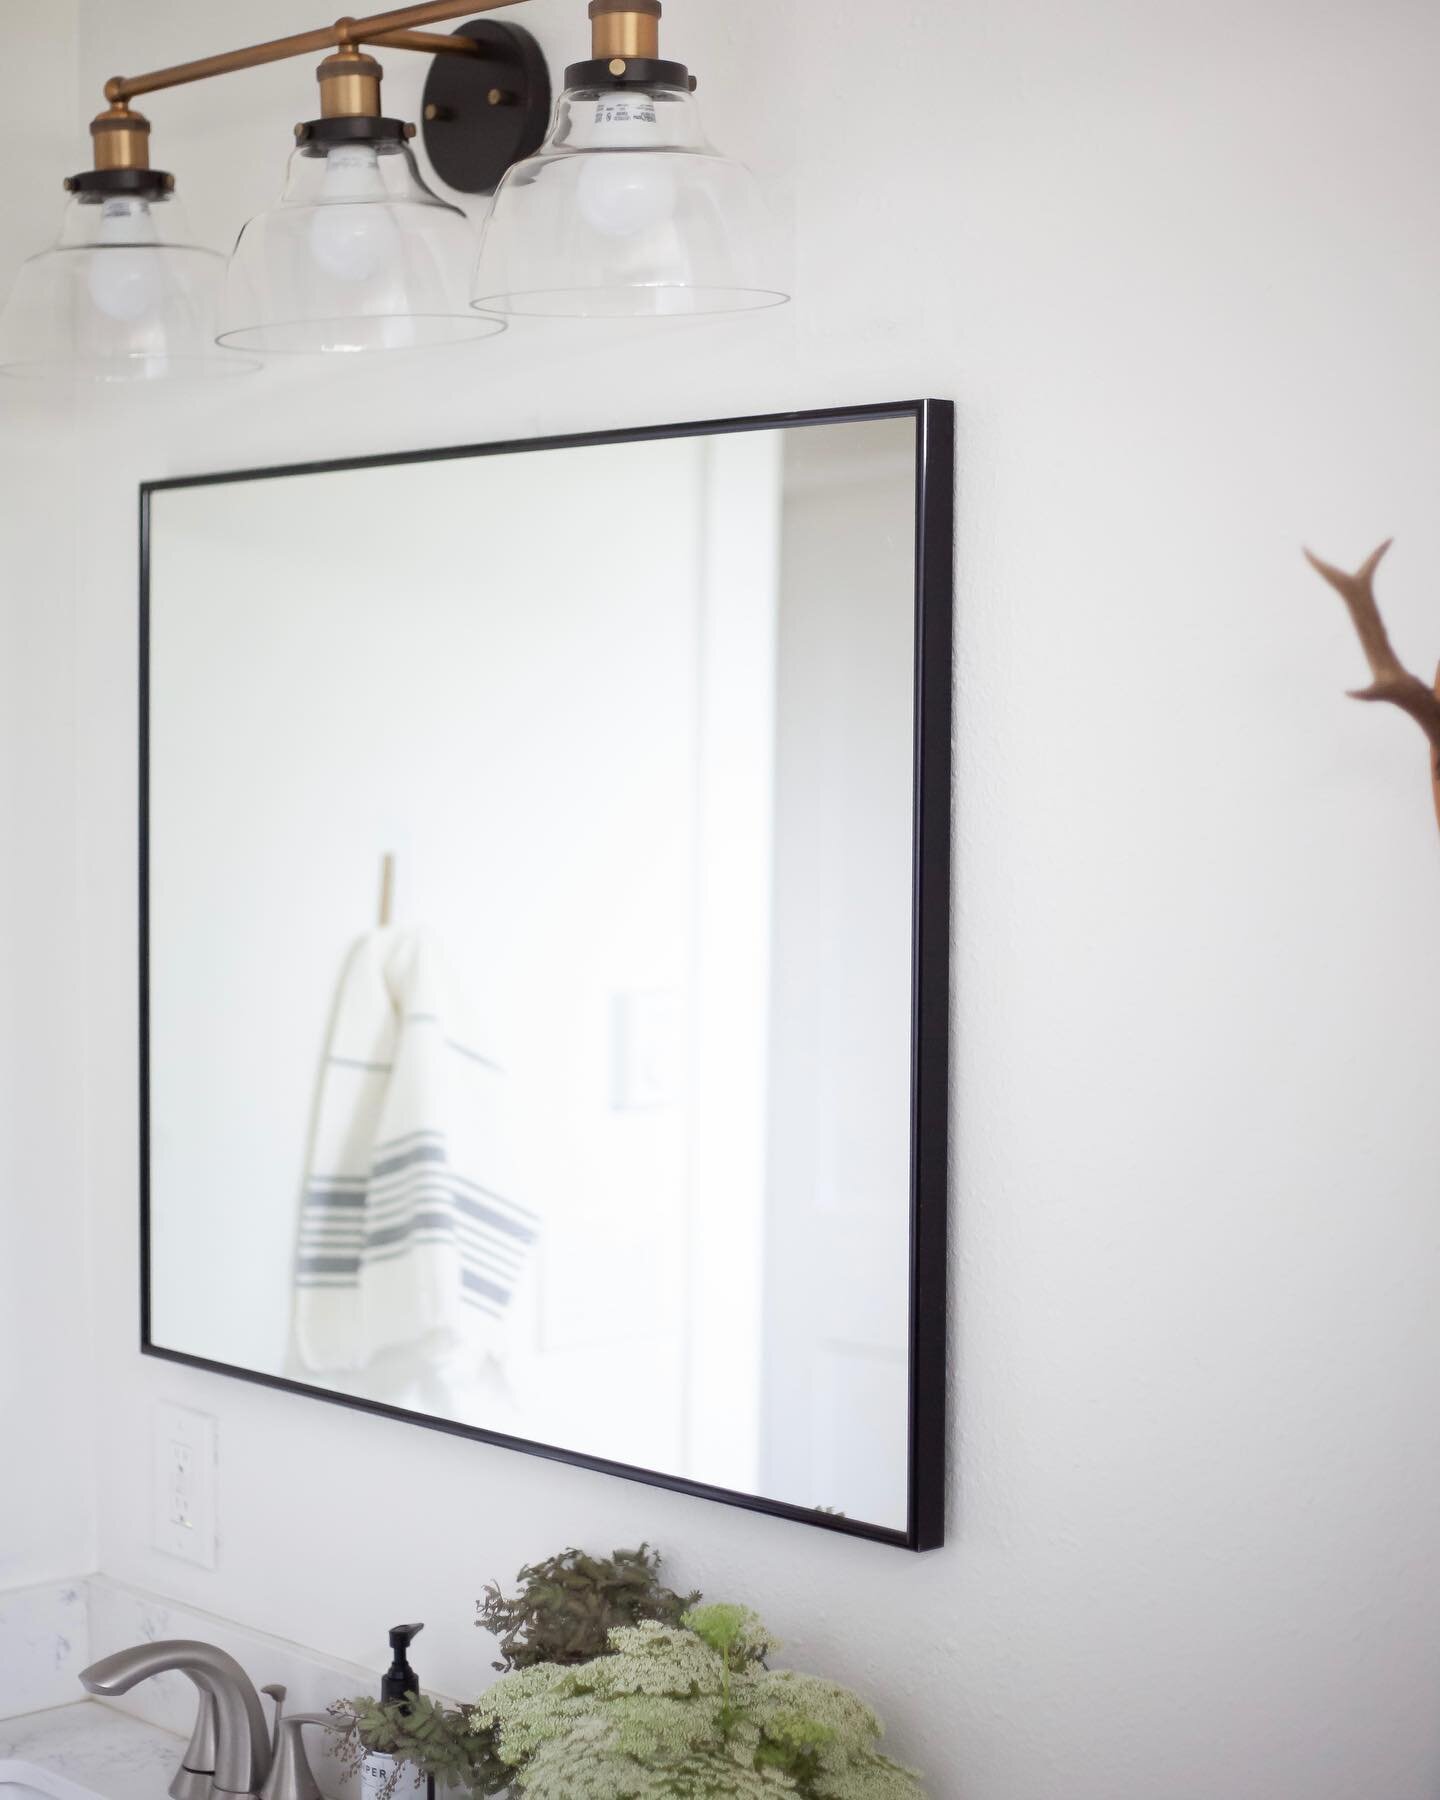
[317,46,384,120]
[89,104,152,172]
[589,0,661,62]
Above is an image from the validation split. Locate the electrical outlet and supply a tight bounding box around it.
[153,1402,217,1568]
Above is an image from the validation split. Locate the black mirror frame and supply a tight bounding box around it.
[138,398,954,1551]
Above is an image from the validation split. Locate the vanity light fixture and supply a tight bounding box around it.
[218,43,504,355]
[0,0,785,379]
[473,0,788,318]
[0,106,254,381]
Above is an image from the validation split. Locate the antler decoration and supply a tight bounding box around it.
[1306,540,1440,834]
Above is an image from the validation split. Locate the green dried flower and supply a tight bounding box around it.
[329,1694,511,1799]
[478,1545,700,1672]
[683,1604,774,1666]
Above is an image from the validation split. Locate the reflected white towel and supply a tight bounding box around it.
[293,926,538,1374]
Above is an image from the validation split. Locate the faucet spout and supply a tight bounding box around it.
[81,1640,271,1797]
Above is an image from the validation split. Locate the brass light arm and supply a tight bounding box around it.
[366,29,485,55]
[340,0,527,39]
[103,0,526,105]
[106,32,344,103]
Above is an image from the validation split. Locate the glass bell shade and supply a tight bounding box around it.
[219,130,504,354]
[0,184,249,382]
[471,78,788,319]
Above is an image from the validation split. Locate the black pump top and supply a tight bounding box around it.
[380,1623,424,1705]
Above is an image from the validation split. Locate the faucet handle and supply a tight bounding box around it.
[261,1688,287,1757]
[259,1714,329,1800]
[170,1694,218,1800]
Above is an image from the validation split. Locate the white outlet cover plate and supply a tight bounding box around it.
[152,1401,217,1568]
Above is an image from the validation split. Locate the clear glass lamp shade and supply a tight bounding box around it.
[219,136,503,354]
[472,81,788,318]
[0,189,251,382]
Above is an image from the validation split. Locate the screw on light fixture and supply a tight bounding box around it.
[471,0,788,318]
[0,99,251,379]
[588,0,661,62]
[218,41,502,354]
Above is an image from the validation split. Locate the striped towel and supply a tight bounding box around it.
[293,925,538,1374]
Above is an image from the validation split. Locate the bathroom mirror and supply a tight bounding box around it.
[141,401,953,1550]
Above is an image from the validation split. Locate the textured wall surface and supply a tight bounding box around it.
[6,0,1440,1794]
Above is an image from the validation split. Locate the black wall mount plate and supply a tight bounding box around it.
[420,20,552,196]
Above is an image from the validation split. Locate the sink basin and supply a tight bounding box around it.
[0,1700,188,1800]
[0,1763,109,1800]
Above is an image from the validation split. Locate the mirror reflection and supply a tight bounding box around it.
[146,412,926,1536]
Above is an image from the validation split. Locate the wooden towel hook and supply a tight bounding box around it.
[378,852,396,928]
[1306,540,1440,837]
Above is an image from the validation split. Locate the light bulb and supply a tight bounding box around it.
[573,94,679,238]
[306,144,403,284]
[86,197,163,323]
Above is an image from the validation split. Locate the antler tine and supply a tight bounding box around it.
[1305,540,1440,766]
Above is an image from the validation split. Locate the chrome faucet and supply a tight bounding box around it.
[80,1640,272,1800]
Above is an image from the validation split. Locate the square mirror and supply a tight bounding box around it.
[141,401,952,1549]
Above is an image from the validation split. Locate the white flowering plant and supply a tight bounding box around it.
[466,1605,927,1799]
[333,1549,928,1799]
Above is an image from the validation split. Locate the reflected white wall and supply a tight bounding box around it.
[148,441,705,1475]
[682,431,782,1497]
[762,420,917,1527]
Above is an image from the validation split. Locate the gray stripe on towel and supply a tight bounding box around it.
[370,1143,447,1180]
[303,1186,368,1209]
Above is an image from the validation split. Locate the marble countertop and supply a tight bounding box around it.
[0,1702,186,1800]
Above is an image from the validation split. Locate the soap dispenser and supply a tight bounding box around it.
[359,1624,433,1800]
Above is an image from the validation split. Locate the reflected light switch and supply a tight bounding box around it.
[610,990,683,1110]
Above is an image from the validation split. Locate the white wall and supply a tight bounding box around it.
[0,0,94,1589]
[3,0,1440,1793]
